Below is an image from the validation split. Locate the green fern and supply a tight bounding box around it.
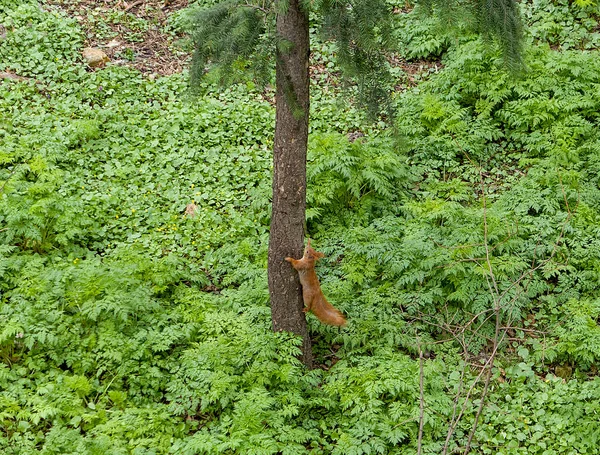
[306,132,413,220]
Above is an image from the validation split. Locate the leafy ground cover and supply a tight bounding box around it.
[2,0,600,453]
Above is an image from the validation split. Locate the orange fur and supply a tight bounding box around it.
[285,239,347,327]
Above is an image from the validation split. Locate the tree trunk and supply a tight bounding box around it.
[268,0,312,368]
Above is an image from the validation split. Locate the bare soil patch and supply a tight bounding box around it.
[45,0,191,76]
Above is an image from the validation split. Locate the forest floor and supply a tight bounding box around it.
[44,0,440,84]
[6,1,600,453]
[47,0,190,75]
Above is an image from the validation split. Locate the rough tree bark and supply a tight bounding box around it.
[268,0,312,368]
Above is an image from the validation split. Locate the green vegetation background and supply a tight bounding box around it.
[2,0,600,453]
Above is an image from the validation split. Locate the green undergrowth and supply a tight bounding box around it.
[2,1,600,454]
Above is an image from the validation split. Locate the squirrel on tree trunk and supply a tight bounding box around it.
[285,239,347,327]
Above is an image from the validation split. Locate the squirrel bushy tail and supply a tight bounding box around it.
[285,239,347,327]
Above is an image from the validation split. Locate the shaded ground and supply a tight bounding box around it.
[42,0,439,86]
[45,0,190,76]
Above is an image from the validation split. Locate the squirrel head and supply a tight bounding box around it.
[304,239,325,261]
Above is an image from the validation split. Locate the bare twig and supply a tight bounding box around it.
[465,305,502,453]
[417,338,425,455]
[0,71,29,81]
[0,164,21,195]
[436,139,578,453]
[240,2,270,14]
[442,344,468,454]
[124,0,144,12]
[501,326,547,334]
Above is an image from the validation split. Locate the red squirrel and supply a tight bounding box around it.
[285,239,347,327]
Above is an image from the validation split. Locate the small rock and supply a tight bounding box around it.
[348,131,365,142]
[82,48,109,68]
[106,39,121,49]
[555,365,572,380]
[184,203,199,218]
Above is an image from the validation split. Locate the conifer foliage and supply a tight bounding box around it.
[186,1,272,88]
